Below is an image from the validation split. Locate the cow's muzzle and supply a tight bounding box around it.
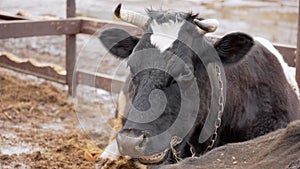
[116,129,168,164]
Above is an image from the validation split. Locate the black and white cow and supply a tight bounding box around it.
[99,3,300,165]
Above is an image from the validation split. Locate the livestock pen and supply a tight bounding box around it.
[0,0,300,168]
[1,0,299,94]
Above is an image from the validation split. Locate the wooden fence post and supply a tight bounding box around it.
[66,0,76,96]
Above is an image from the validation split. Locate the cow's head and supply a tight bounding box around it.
[100,4,254,164]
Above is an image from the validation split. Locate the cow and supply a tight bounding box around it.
[99,3,300,165]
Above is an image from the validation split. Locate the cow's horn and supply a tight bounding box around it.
[194,19,219,33]
[114,3,149,28]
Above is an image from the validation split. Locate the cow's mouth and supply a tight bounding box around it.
[138,150,168,164]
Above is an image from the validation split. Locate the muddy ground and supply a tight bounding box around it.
[0,70,138,169]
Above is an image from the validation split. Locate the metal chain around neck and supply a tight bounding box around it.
[170,65,225,158]
[205,64,224,152]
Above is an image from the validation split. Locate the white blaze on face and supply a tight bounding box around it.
[150,20,184,53]
[255,37,300,98]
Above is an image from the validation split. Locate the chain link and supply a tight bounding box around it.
[206,64,224,152]
[170,136,183,162]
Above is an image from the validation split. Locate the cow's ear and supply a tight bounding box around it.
[99,28,139,59]
[214,32,254,63]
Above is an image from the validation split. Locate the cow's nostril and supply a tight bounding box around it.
[138,133,147,147]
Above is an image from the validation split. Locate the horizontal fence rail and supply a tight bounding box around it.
[0,53,66,83]
[76,70,125,93]
[80,18,143,36]
[0,52,125,92]
[0,19,81,39]
[0,8,299,94]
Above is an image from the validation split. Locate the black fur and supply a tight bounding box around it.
[214,32,254,63]
[99,28,139,59]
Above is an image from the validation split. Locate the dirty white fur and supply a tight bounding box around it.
[150,20,184,52]
[99,139,120,160]
[255,37,299,98]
